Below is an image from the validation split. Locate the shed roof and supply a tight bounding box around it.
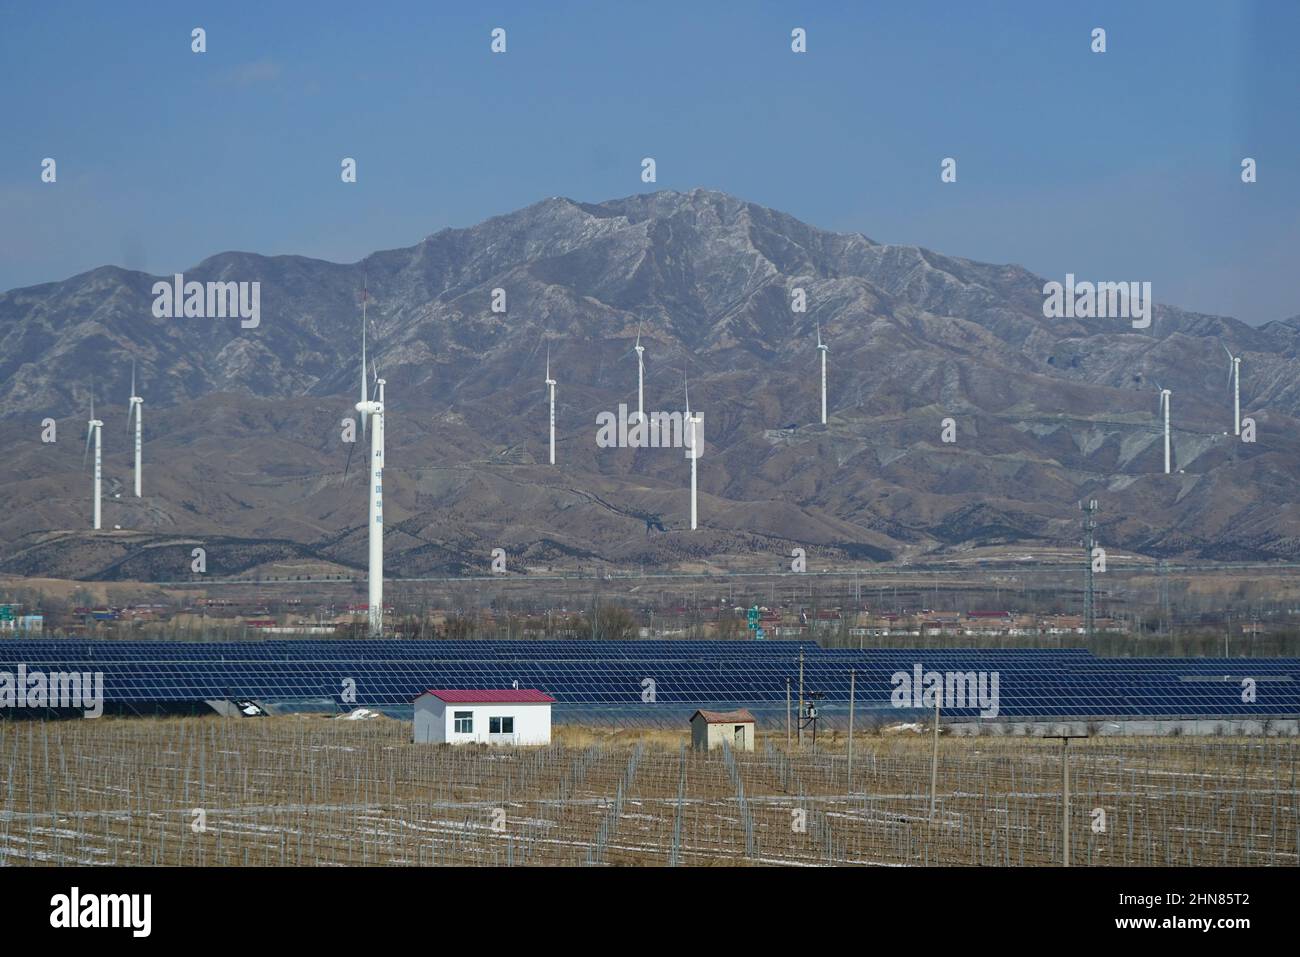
[690,708,756,725]
[417,689,556,704]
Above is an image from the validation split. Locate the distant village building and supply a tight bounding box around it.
[413,689,555,745]
[690,709,756,752]
[255,625,338,635]
[0,614,43,634]
[1041,615,1086,636]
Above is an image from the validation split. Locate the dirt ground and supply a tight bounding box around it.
[2,716,1295,866]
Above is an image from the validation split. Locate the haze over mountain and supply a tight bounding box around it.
[2,188,1298,581]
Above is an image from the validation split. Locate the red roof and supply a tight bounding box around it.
[691,708,756,725]
[417,689,556,704]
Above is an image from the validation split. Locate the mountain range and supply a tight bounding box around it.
[2,188,1298,581]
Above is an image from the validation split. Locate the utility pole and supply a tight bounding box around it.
[1081,499,1098,640]
[1045,733,1087,866]
[798,647,805,747]
[786,678,791,749]
[847,669,855,792]
[929,690,940,820]
[1063,738,1070,866]
[1159,559,1171,637]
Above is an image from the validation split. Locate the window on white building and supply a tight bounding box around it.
[489,716,514,734]
[454,711,473,733]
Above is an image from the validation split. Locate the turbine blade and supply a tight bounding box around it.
[360,287,368,407]
[83,425,92,466]
[130,359,136,399]
[126,401,134,433]
[343,433,357,482]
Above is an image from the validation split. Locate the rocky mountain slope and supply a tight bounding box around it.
[1,189,1297,580]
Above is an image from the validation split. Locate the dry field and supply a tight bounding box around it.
[1,717,1296,866]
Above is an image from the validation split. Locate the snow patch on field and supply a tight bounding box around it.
[336,708,382,720]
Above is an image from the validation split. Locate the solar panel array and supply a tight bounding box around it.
[1,639,1297,719]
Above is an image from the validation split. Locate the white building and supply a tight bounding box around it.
[413,689,555,745]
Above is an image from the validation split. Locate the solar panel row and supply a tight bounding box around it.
[1,640,1296,719]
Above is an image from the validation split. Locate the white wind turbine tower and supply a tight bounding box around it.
[1157,385,1172,474]
[545,346,557,465]
[126,360,143,497]
[816,323,829,425]
[345,283,385,636]
[684,373,702,530]
[634,324,645,424]
[1223,345,1241,436]
[83,390,103,529]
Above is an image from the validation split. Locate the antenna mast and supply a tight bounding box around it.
[1081,500,1099,640]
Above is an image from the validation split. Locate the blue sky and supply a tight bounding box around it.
[2,0,1296,323]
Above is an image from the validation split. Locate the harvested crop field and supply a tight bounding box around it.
[1,718,1296,866]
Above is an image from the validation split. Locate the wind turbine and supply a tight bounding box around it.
[619,324,647,424]
[1223,345,1241,436]
[816,323,829,425]
[345,282,385,636]
[126,360,143,497]
[545,346,557,465]
[83,390,103,529]
[684,372,701,530]
[1157,385,1172,474]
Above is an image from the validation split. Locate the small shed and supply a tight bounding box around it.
[414,689,555,745]
[690,709,756,752]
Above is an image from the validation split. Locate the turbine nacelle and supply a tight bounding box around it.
[127,360,143,412]
[82,418,102,467]
[1224,347,1240,388]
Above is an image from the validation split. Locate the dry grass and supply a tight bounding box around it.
[552,725,687,750]
[1,717,1296,866]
